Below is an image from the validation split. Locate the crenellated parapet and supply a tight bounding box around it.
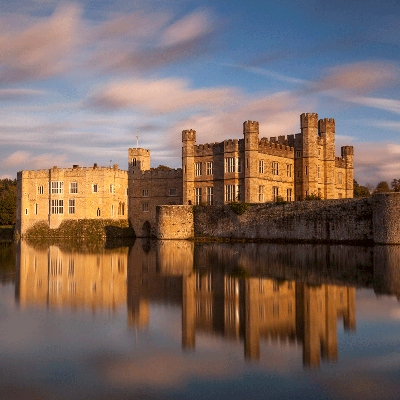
[131,168,183,180]
[300,113,318,129]
[258,137,294,157]
[318,118,335,136]
[243,120,259,134]
[182,129,196,142]
[335,157,346,168]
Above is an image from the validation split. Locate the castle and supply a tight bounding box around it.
[16,113,354,237]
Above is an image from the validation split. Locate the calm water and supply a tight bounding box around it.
[0,240,400,399]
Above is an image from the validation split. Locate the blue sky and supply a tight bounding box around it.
[0,0,399,185]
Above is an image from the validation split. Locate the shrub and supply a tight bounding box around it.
[229,202,249,215]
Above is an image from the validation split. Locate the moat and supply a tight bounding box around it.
[0,240,400,399]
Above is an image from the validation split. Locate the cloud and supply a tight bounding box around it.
[0,4,82,83]
[158,9,213,47]
[2,151,69,170]
[0,88,47,100]
[88,78,238,114]
[346,96,400,115]
[312,61,399,95]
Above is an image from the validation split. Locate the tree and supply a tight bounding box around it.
[353,180,371,198]
[374,181,391,193]
[0,179,17,226]
[391,179,400,192]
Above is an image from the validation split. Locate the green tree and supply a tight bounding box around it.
[374,181,391,193]
[0,179,17,226]
[353,180,371,198]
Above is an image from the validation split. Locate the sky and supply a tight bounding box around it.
[0,0,399,186]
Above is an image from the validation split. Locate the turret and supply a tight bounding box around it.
[128,148,150,173]
[341,146,354,198]
[182,129,196,205]
[243,121,259,202]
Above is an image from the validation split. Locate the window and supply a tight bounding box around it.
[96,208,101,217]
[38,186,44,195]
[118,202,125,215]
[109,184,114,193]
[305,166,308,175]
[35,203,38,215]
[68,199,75,214]
[237,158,242,173]
[70,182,78,194]
[338,172,343,184]
[295,150,302,158]
[237,185,242,202]
[51,199,64,214]
[92,184,98,193]
[259,160,264,173]
[169,188,177,196]
[272,162,279,175]
[287,188,292,202]
[206,162,214,175]
[25,208,28,215]
[142,202,149,212]
[125,188,128,196]
[225,185,235,202]
[258,185,264,202]
[195,162,202,176]
[51,181,63,194]
[246,158,249,169]
[142,189,149,197]
[225,157,235,173]
[273,186,279,202]
[287,164,292,177]
[132,158,137,166]
[259,279,264,293]
[207,187,214,205]
[195,187,202,205]
[111,204,114,217]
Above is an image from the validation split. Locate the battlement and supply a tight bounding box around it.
[258,137,294,156]
[319,118,335,135]
[20,164,127,176]
[335,157,346,168]
[128,148,150,156]
[135,168,183,179]
[341,146,354,157]
[300,113,318,129]
[243,120,259,134]
[182,129,196,142]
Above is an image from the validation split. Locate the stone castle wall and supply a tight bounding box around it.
[156,194,400,245]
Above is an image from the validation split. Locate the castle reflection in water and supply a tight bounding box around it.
[17,239,399,368]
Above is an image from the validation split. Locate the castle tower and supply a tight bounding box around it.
[243,121,259,203]
[297,113,319,200]
[244,278,260,360]
[319,118,336,199]
[321,285,338,362]
[341,146,354,199]
[128,148,150,174]
[182,274,196,350]
[182,129,196,205]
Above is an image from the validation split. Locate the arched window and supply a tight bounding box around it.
[132,158,137,166]
[96,208,101,217]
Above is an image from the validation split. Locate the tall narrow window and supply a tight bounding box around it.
[142,189,149,197]
[207,187,214,205]
[37,186,44,195]
[195,162,202,176]
[109,184,114,193]
[338,172,343,184]
[206,162,214,175]
[225,185,235,202]
[305,166,308,175]
[96,208,101,217]
[295,150,302,158]
[225,158,235,173]
[287,188,292,202]
[259,160,264,173]
[287,164,292,177]
[195,187,202,205]
[35,203,38,215]
[111,204,114,217]
[258,185,264,202]
[68,199,75,214]
[237,185,242,202]
[272,162,279,175]
[273,186,279,202]
[237,158,242,173]
[318,166,321,179]
[70,182,78,193]
[142,203,149,212]
[93,184,98,193]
